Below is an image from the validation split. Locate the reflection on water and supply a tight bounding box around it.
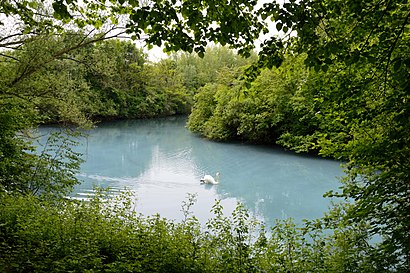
[39,116,344,226]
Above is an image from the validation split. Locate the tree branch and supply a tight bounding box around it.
[8,29,128,87]
[359,0,393,53]
[383,11,410,93]
[0,52,20,61]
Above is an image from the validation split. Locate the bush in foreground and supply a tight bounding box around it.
[0,190,384,273]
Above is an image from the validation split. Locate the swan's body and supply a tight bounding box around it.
[200,172,220,185]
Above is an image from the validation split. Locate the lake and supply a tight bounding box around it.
[39,116,344,227]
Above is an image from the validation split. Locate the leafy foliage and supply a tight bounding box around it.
[0,118,83,196]
[188,1,410,270]
[187,54,322,150]
[173,47,256,93]
[0,191,380,273]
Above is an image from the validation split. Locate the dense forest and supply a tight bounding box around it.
[1,0,409,272]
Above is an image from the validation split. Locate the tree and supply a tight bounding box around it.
[142,59,192,116]
[173,46,256,92]
[185,1,409,269]
[0,34,86,195]
[1,0,125,196]
[1,0,262,58]
[82,39,147,119]
[278,1,410,269]
[187,54,317,145]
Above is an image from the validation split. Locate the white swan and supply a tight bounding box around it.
[200,172,220,185]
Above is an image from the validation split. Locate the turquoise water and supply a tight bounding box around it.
[39,116,344,226]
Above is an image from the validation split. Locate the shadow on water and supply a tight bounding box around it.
[38,116,344,227]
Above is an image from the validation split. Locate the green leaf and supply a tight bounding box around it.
[393,59,402,72]
[276,22,283,31]
[52,1,72,20]
[28,1,38,9]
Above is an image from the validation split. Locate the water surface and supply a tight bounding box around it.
[40,117,344,226]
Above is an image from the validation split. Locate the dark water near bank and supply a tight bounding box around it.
[39,116,344,226]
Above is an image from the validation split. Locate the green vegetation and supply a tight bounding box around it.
[1,192,378,273]
[1,0,409,272]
